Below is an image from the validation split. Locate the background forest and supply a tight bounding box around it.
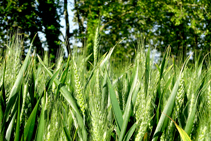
[1,0,211,63]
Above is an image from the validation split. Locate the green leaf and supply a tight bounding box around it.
[14,90,21,141]
[5,112,17,141]
[100,37,125,68]
[36,89,46,141]
[119,62,139,141]
[184,75,206,135]
[60,55,71,84]
[160,47,169,80]
[46,68,60,91]
[23,95,42,141]
[123,123,137,141]
[61,110,72,141]
[163,113,192,141]
[145,46,150,96]
[0,59,6,141]
[107,76,123,133]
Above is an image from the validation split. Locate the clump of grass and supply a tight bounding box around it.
[1,33,211,141]
[3,35,22,96]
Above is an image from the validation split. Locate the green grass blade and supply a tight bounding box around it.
[61,102,72,141]
[35,89,46,141]
[152,78,180,140]
[123,123,137,141]
[35,102,45,141]
[5,112,17,141]
[60,55,71,84]
[164,113,192,141]
[154,63,161,74]
[184,78,206,135]
[29,69,36,108]
[46,68,60,91]
[100,38,125,68]
[107,76,123,133]
[0,60,6,140]
[175,123,192,141]
[145,46,150,96]
[119,63,139,141]
[62,124,72,141]
[23,95,42,141]
[101,69,108,110]
[61,112,72,141]
[20,83,28,125]
[14,91,21,141]
[84,67,95,91]
[159,46,169,80]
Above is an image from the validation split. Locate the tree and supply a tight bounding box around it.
[37,0,62,62]
[64,0,72,55]
[1,0,211,64]
[0,0,63,62]
[71,0,211,64]
[0,0,42,55]
[72,0,154,65]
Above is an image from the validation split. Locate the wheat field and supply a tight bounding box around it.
[0,31,211,141]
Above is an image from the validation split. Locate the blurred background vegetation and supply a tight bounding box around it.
[0,0,211,64]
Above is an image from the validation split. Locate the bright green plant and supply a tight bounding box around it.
[1,32,211,141]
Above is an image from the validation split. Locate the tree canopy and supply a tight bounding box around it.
[0,0,211,64]
[0,0,61,62]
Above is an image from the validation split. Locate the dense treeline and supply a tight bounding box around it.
[0,0,211,63]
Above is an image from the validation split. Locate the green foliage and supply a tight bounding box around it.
[1,34,211,141]
[0,0,62,62]
[72,0,211,64]
[1,0,211,64]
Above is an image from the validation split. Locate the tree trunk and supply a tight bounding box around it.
[64,0,71,55]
